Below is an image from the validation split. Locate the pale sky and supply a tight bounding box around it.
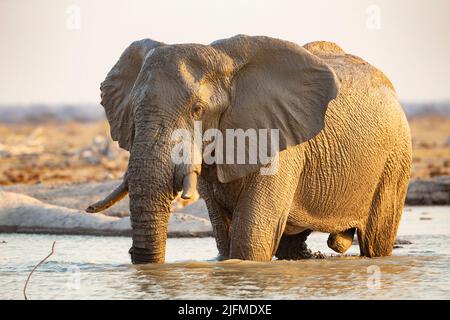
[1,0,449,105]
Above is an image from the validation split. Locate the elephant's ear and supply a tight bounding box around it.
[211,35,340,182]
[100,39,164,150]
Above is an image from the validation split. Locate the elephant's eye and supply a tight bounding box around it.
[191,103,204,118]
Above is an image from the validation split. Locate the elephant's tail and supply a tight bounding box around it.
[85,179,128,213]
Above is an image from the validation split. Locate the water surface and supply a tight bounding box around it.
[1,206,449,299]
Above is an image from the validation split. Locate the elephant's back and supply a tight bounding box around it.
[292,42,411,231]
[311,42,410,153]
[304,41,395,93]
[303,42,408,140]
[303,41,411,169]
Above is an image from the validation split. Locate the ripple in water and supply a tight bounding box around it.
[0,206,449,299]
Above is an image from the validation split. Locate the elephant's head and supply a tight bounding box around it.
[94,35,339,263]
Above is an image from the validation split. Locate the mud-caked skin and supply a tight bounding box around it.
[92,35,412,264]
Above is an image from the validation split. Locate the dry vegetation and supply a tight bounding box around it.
[0,116,449,186]
[409,116,450,179]
[0,121,128,185]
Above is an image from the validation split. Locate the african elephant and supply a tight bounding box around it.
[87,35,412,264]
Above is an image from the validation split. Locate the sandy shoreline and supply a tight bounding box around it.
[0,226,213,238]
[0,184,212,237]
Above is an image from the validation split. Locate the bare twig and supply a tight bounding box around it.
[23,241,56,300]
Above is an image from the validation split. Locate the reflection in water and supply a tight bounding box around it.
[129,256,431,299]
[0,206,449,299]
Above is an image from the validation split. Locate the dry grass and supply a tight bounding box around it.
[409,116,450,179]
[0,116,448,185]
[0,121,128,185]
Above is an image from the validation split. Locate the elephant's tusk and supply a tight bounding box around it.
[86,180,128,213]
[181,171,198,200]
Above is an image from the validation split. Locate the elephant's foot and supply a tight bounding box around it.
[216,254,229,261]
[129,246,162,264]
[327,228,356,254]
[275,230,313,260]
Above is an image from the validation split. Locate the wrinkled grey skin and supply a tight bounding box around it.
[90,35,412,264]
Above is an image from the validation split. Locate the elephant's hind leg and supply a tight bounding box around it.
[327,228,356,254]
[275,230,312,260]
[358,153,410,257]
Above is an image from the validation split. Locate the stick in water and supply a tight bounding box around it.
[23,241,56,300]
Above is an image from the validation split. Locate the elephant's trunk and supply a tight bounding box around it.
[127,134,175,264]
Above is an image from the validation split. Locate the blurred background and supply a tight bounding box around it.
[0,0,449,198]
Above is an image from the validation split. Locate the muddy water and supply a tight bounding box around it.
[0,206,449,299]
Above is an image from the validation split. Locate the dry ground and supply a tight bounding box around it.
[0,116,449,186]
[409,116,450,179]
[0,121,128,185]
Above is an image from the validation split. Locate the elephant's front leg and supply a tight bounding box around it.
[198,179,232,259]
[210,206,231,259]
[205,197,232,259]
[229,158,302,261]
